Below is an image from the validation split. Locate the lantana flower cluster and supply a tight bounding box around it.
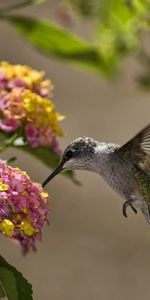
[0,61,64,154]
[0,159,49,253]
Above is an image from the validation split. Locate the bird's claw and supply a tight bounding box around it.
[122,200,137,218]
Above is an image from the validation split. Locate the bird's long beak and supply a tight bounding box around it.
[42,161,64,187]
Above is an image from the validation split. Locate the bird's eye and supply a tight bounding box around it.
[65,150,74,160]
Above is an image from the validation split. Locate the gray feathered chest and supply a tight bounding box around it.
[92,143,135,199]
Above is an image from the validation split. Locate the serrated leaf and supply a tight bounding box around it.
[0,255,33,300]
[8,16,111,76]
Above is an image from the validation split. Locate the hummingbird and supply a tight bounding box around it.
[42,124,150,224]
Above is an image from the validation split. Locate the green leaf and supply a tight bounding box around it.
[6,156,17,164]
[0,255,33,300]
[8,16,112,76]
[0,268,18,300]
[0,283,5,299]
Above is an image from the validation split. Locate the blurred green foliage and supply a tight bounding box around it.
[70,0,102,17]
[70,0,150,74]
[9,16,110,76]
[0,0,150,83]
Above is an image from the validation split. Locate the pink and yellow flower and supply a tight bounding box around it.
[0,159,49,254]
[0,61,53,97]
[0,61,64,154]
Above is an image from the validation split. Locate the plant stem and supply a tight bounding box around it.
[0,133,18,153]
[0,0,38,15]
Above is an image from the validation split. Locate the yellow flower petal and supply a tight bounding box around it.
[40,191,49,198]
[0,219,14,237]
[0,181,9,191]
[21,220,38,236]
[56,113,65,121]
[21,90,64,134]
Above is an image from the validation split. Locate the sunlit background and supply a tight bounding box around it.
[1,1,150,299]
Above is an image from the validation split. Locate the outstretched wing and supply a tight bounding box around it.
[118,124,150,174]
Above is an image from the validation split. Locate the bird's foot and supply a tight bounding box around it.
[122,200,137,218]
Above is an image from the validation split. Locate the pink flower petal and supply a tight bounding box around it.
[0,118,20,132]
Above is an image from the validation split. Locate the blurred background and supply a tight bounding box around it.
[1,1,150,299]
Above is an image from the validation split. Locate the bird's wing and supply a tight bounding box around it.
[117,124,150,174]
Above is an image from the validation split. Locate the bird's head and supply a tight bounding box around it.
[42,137,98,187]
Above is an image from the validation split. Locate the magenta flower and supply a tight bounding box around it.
[25,123,39,148]
[0,118,20,132]
[0,159,49,254]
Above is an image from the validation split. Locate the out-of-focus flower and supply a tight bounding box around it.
[25,123,39,148]
[0,159,49,254]
[0,61,64,154]
[0,61,53,97]
[0,118,20,133]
